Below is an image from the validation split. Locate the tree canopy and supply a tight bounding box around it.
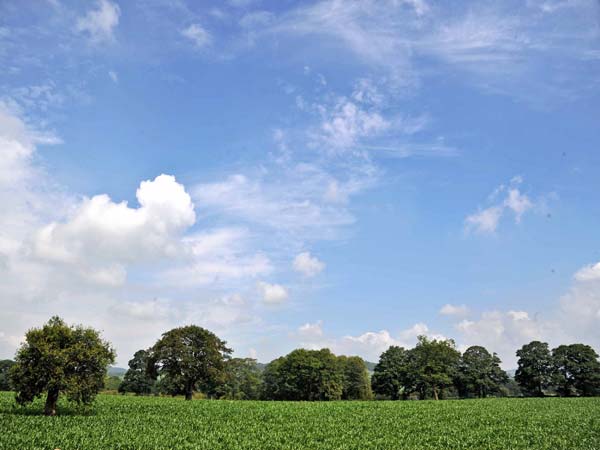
[515,341,553,397]
[552,344,600,397]
[9,316,115,415]
[262,349,344,401]
[119,349,156,395]
[371,346,410,400]
[455,346,508,398]
[0,360,15,391]
[148,325,231,400]
[216,358,262,400]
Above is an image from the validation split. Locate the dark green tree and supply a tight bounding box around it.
[261,356,285,400]
[552,344,600,396]
[515,341,553,397]
[216,358,262,400]
[9,316,115,415]
[119,349,156,395]
[149,325,231,400]
[261,349,343,401]
[408,336,461,400]
[371,346,410,400]
[338,355,372,400]
[456,346,508,398]
[0,360,15,391]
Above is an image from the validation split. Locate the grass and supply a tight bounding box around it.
[1,392,599,449]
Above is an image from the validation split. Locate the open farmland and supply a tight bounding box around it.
[1,393,599,450]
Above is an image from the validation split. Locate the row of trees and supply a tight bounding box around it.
[3,317,600,415]
[372,338,510,400]
[119,344,372,401]
[515,341,600,397]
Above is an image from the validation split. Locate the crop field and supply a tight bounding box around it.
[1,392,599,450]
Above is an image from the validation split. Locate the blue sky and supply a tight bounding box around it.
[1,0,599,367]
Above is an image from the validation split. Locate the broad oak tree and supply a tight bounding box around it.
[148,325,231,400]
[9,316,115,416]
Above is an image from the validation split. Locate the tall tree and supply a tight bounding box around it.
[9,316,115,415]
[552,344,600,396]
[371,346,410,400]
[456,346,508,398]
[338,356,372,400]
[0,360,15,391]
[119,349,156,395]
[216,358,262,400]
[408,336,461,400]
[515,341,553,397]
[149,325,231,400]
[261,349,343,401]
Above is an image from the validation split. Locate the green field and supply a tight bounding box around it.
[1,392,599,450]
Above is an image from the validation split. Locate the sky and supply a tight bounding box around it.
[1,0,599,368]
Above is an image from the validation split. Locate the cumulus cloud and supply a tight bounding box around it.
[465,177,535,234]
[76,0,121,43]
[181,24,212,48]
[331,322,444,361]
[33,174,195,285]
[293,251,325,277]
[465,206,504,234]
[439,303,469,316]
[298,320,323,338]
[257,281,289,304]
[574,262,600,282]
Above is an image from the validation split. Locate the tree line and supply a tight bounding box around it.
[1,317,599,415]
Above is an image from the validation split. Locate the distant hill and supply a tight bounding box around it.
[107,366,127,378]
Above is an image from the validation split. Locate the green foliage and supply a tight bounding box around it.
[216,358,262,400]
[371,346,409,400]
[149,325,231,400]
[552,344,600,397]
[119,350,156,395]
[406,336,461,400]
[456,346,508,398]
[103,376,122,391]
[9,316,115,415]
[0,360,15,391]
[338,355,372,400]
[515,341,553,396]
[1,392,600,449]
[262,349,343,400]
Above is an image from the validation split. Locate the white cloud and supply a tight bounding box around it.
[76,0,121,43]
[465,206,503,234]
[257,281,289,304]
[504,188,533,223]
[331,322,444,361]
[317,100,390,150]
[439,303,469,316]
[33,174,195,280]
[293,251,325,277]
[181,24,212,48]
[298,320,323,338]
[267,0,599,104]
[574,262,600,282]
[465,177,536,234]
[191,164,369,240]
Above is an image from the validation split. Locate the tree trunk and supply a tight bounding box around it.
[185,381,193,401]
[44,387,59,416]
[433,387,439,401]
